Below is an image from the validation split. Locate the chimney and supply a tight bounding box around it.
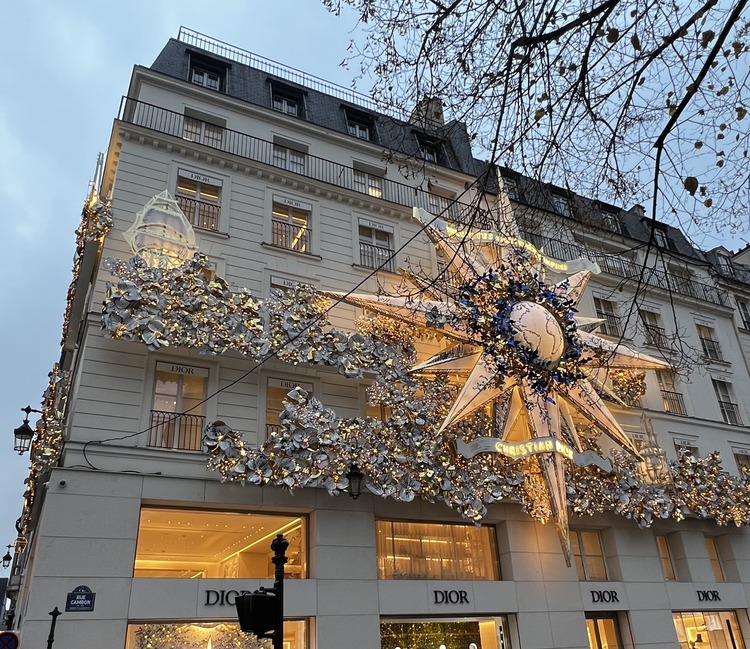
[409,97,445,129]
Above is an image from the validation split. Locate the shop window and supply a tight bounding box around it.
[704,536,725,582]
[655,534,676,580]
[149,362,208,451]
[266,378,314,438]
[359,220,394,271]
[376,520,500,580]
[673,611,745,649]
[381,616,510,649]
[585,613,624,649]
[594,298,621,337]
[134,508,306,579]
[712,379,742,426]
[571,530,608,581]
[127,620,308,649]
[697,325,724,362]
[176,170,221,231]
[272,198,311,253]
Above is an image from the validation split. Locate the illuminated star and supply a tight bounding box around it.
[333,208,671,564]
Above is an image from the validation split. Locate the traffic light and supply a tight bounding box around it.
[235,591,277,636]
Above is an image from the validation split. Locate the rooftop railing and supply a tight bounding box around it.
[177,27,401,119]
[118,97,493,230]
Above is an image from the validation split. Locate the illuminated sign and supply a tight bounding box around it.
[456,437,613,471]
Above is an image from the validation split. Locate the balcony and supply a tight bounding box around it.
[360,242,395,272]
[718,400,743,426]
[148,410,205,451]
[661,390,687,416]
[521,231,731,307]
[176,195,220,231]
[596,313,622,338]
[118,98,493,229]
[644,324,669,348]
[272,219,310,253]
[700,337,724,362]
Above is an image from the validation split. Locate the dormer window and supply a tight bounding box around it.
[271,82,304,118]
[601,208,629,236]
[717,253,736,278]
[415,133,442,164]
[344,107,375,142]
[552,194,572,218]
[188,53,227,92]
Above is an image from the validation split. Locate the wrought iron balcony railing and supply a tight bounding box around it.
[148,410,205,451]
[359,242,396,272]
[521,231,731,307]
[176,195,220,231]
[596,313,622,338]
[718,400,742,426]
[272,220,311,253]
[661,390,686,416]
[644,324,669,348]
[118,98,493,229]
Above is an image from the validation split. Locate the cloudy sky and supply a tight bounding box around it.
[0,0,361,578]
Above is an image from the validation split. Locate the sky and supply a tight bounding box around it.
[0,0,362,582]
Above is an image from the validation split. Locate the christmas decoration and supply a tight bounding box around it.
[133,622,269,649]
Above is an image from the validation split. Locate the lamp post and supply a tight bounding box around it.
[2,545,11,569]
[346,464,364,500]
[46,606,61,649]
[235,534,288,649]
[13,406,42,455]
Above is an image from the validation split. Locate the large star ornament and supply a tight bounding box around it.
[334,208,671,563]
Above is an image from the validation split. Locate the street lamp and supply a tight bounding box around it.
[2,545,12,569]
[13,405,42,455]
[346,464,364,500]
[236,534,288,649]
[46,606,61,649]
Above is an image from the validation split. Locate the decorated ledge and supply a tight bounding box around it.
[99,193,750,565]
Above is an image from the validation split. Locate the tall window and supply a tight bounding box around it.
[428,192,457,219]
[176,171,221,231]
[353,170,383,198]
[658,370,686,416]
[149,362,207,451]
[736,298,750,329]
[640,310,668,348]
[586,614,624,649]
[272,144,306,174]
[697,325,723,361]
[502,176,519,201]
[134,508,306,579]
[272,199,311,253]
[594,298,621,337]
[359,221,394,271]
[712,379,742,425]
[716,253,736,277]
[376,520,499,580]
[704,536,725,582]
[182,116,223,148]
[655,534,676,580]
[571,530,608,581]
[266,378,314,438]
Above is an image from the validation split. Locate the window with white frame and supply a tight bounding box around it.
[655,534,676,580]
[272,144,306,174]
[182,115,224,148]
[428,191,457,219]
[189,55,226,92]
[415,133,442,163]
[353,170,383,198]
[271,85,303,117]
[733,449,750,475]
[358,219,394,272]
[271,196,312,253]
[657,370,686,416]
[594,297,621,337]
[639,309,668,347]
[191,67,221,91]
[149,362,208,451]
[266,378,314,438]
[697,324,723,361]
[705,536,726,582]
[716,253,736,277]
[345,108,374,141]
[571,529,608,581]
[736,298,750,329]
[712,379,742,425]
[175,169,222,231]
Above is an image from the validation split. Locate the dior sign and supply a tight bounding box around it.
[205,589,252,606]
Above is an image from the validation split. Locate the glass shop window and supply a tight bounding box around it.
[673,611,745,649]
[376,520,500,580]
[133,508,306,579]
[586,613,625,649]
[381,616,510,649]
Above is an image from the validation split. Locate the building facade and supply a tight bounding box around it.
[7,27,750,649]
